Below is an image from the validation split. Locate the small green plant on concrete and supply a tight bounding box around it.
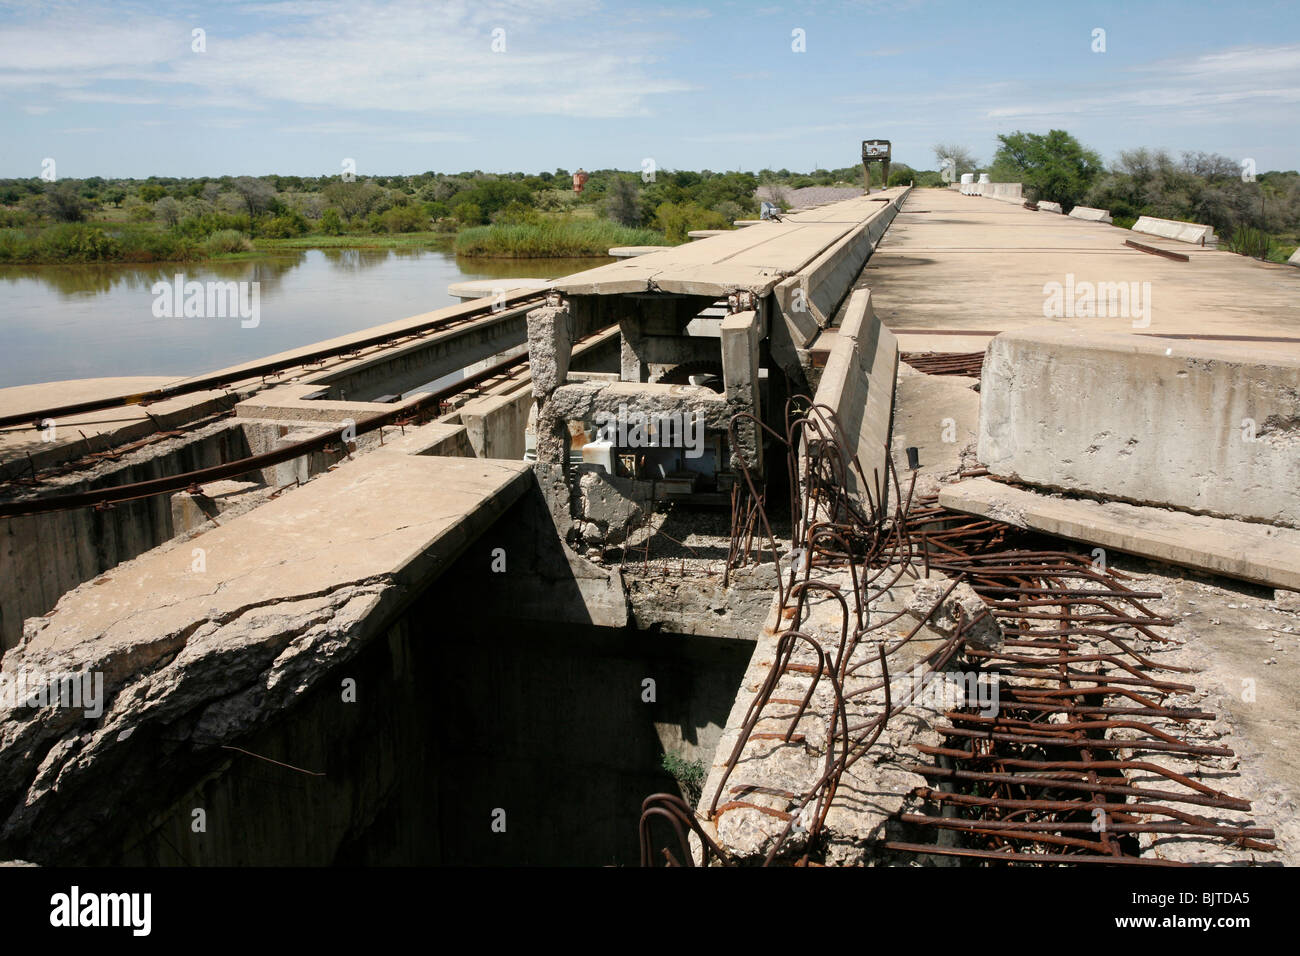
[661,752,706,806]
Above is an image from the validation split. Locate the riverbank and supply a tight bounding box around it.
[454,220,669,258]
[0,220,673,265]
[0,222,469,266]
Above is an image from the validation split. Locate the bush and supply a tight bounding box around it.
[260,209,310,238]
[175,212,251,240]
[453,201,485,225]
[35,223,121,261]
[0,228,31,262]
[491,201,543,227]
[320,208,344,235]
[653,202,729,243]
[376,204,428,233]
[203,229,252,255]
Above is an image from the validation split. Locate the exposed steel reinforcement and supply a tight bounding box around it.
[900,351,985,377]
[0,323,566,518]
[639,402,1275,866]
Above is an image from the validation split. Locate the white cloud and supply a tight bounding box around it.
[0,0,689,118]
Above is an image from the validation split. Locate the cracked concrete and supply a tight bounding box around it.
[0,452,531,861]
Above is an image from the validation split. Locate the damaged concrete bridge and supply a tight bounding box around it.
[2,185,1299,866]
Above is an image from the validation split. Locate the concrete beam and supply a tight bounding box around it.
[721,310,763,470]
[811,288,899,510]
[940,477,1300,591]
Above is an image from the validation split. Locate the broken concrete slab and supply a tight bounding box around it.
[0,453,532,857]
[1037,201,1063,214]
[939,477,1300,591]
[978,327,1300,529]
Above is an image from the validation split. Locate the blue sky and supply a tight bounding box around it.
[1,0,1296,178]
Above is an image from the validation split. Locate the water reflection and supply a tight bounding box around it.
[0,248,612,388]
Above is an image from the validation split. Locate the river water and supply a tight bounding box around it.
[0,247,610,388]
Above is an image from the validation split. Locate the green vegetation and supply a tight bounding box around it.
[932,132,1300,263]
[661,752,707,806]
[454,219,666,257]
[3,148,1294,265]
[988,130,1104,209]
[0,167,769,264]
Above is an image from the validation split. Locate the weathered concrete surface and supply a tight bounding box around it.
[554,190,909,299]
[1134,215,1218,246]
[695,569,961,865]
[0,377,238,480]
[447,278,552,300]
[0,418,254,651]
[811,288,898,509]
[887,362,979,487]
[0,452,532,860]
[978,327,1300,528]
[861,189,1300,345]
[941,477,1300,591]
[1037,200,1063,214]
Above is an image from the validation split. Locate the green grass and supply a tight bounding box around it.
[454,219,669,258]
[253,230,453,251]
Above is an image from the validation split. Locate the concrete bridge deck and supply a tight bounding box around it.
[555,189,908,297]
[4,185,1300,866]
[845,188,1300,356]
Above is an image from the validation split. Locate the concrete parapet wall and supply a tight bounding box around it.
[1068,205,1113,223]
[1133,215,1219,246]
[961,182,1022,202]
[810,288,899,508]
[978,327,1300,528]
[773,187,909,358]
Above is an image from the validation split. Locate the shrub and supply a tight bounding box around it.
[377,204,428,233]
[653,202,729,243]
[453,201,485,225]
[260,209,310,238]
[0,228,31,262]
[36,223,121,261]
[319,208,344,235]
[203,229,252,255]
